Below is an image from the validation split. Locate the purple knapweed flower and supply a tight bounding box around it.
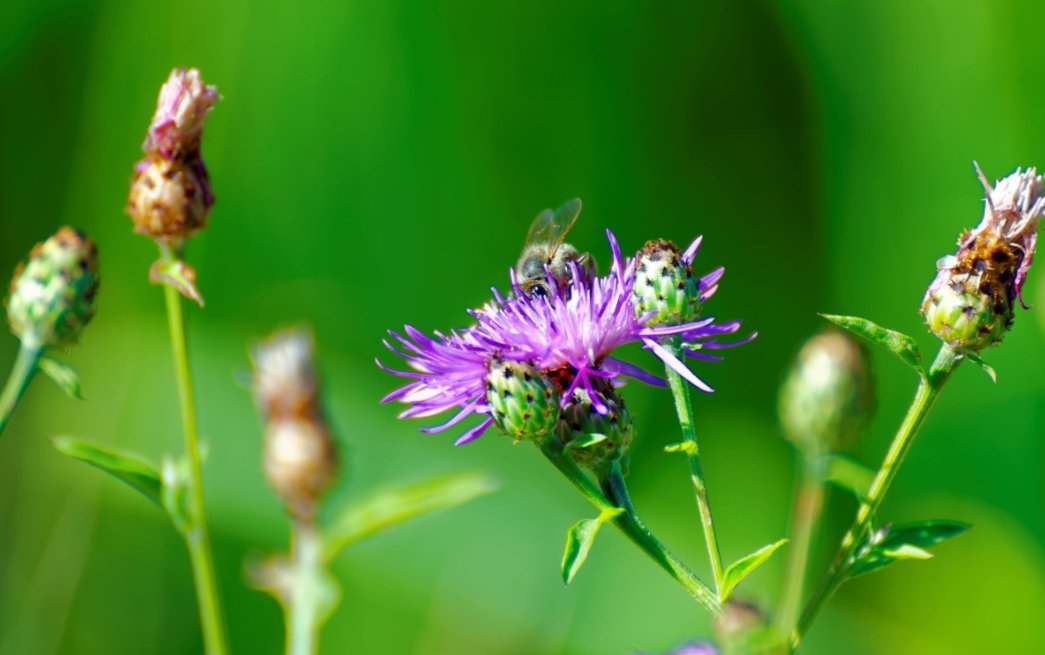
[379,230,752,445]
[143,67,219,158]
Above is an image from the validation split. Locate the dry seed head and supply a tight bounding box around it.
[921,165,1044,352]
[263,415,336,521]
[128,154,212,240]
[6,227,99,350]
[252,329,319,419]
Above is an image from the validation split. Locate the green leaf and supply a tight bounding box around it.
[825,454,875,501]
[149,257,204,306]
[964,352,997,383]
[664,440,697,455]
[38,356,82,399]
[322,471,498,560]
[820,314,923,373]
[51,436,161,507]
[720,539,788,601]
[565,433,607,450]
[849,519,970,577]
[161,456,192,534]
[560,507,622,586]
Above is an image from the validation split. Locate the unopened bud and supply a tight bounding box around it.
[127,155,212,240]
[486,356,560,440]
[556,377,633,477]
[922,165,1044,352]
[632,239,702,326]
[6,227,99,350]
[143,67,219,158]
[251,328,336,521]
[779,330,873,453]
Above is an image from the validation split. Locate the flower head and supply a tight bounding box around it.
[143,67,219,158]
[380,230,751,445]
[922,164,1044,351]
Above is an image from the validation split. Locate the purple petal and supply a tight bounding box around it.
[455,417,495,446]
[643,337,714,393]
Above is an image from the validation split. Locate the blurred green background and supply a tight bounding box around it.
[2,0,1044,653]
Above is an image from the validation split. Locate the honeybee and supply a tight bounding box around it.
[515,198,596,297]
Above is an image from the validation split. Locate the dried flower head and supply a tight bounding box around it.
[778,330,873,453]
[251,328,336,521]
[922,164,1044,352]
[380,230,751,446]
[6,227,99,350]
[143,67,219,158]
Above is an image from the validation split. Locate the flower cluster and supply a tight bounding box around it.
[128,68,219,242]
[379,230,752,451]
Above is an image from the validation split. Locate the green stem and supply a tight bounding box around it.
[664,339,725,596]
[536,438,721,615]
[160,247,228,655]
[287,521,323,655]
[776,447,825,639]
[0,342,42,438]
[789,344,961,651]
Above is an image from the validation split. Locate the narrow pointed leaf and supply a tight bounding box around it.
[565,433,607,450]
[720,539,788,601]
[51,436,161,507]
[561,507,622,586]
[820,314,922,372]
[38,356,82,399]
[825,453,875,501]
[323,471,498,560]
[849,519,970,577]
[664,441,697,455]
[150,257,204,306]
[965,353,997,383]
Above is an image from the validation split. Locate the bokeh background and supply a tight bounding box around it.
[2,1,1044,653]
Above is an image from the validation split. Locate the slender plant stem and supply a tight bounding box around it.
[160,247,228,655]
[776,447,825,639]
[789,344,961,651]
[0,342,42,438]
[664,339,725,596]
[536,438,722,615]
[287,521,323,655]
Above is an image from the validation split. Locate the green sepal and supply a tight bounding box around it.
[848,519,970,577]
[322,471,498,561]
[51,436,161,506]
[825,453,875,502]
[565,433,607,450]
[561,507,623,585]
[38,356,83,399]
[964,352,997,384]
[820,314,922,374]
[720,539,787,601]
[150,257,204,306]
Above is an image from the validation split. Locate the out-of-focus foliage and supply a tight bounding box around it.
[1,1,1044,653]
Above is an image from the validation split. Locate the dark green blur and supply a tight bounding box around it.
[2,1,1044,653]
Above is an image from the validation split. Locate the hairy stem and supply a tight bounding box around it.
[665,339,725,597]
[790,344,961,651]
[160,246,228,655]
[536,438,721,615]
[0,343,42,438]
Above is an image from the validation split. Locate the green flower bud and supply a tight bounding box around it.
[556,377,633,477]
[6,227,99,350]
[921,165,1044,352]
[778,330,873,453]
[486,356,560,440]
[632,239,701,326]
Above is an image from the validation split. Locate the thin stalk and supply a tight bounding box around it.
[0,342,42,437]
[287,521,323,655]
[664,338,725,596]
[536,438,721,615]
[160,247,228,655]
[775,447,825,639]
[789,344,961,651]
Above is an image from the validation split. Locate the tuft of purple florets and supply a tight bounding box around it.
[379,230,752,445]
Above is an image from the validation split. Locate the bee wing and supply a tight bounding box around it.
[524,198,583,251]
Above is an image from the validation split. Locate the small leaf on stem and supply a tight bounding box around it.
[565,433,608,450]
[161,455,193,534]
[664,440,697,455]
[38,356,83,399]
[52,435,161,506]
[720,539,787,601]
[964,352,997,383]
[849,519,970,577]
[150,257,204,306]
[825,453,875,501]
[561,507,623,585]
[820,314,922,373]
[322,471,498,560]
